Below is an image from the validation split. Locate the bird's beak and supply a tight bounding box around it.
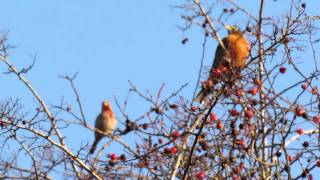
[102,101,112,113]
[224,24,232,31]
[103,101,109,107]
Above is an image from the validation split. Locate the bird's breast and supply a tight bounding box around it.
[95,113,117,132]
[227,34,250,68]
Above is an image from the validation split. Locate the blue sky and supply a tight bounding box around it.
[1,0,319,178]
[0,0,201,116]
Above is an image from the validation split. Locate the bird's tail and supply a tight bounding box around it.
[89,136,102,154]
[194,89,208,103]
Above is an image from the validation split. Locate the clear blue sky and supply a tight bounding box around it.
[1,0,319,178]
[0,0,205,119]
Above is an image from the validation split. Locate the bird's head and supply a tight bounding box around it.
[225,25,241,34]
[101,101,112,113]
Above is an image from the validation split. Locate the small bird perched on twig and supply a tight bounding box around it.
[195,25,250,103]
[89,101,117,154]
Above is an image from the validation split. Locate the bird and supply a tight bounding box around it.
[89,101,117,154]
[195,25,250,103]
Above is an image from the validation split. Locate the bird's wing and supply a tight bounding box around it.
[95,114,104,130]
[211,38,229,69]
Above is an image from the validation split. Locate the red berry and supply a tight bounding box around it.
[309,175,313,180]
[158,138,163,144]
[197,171,205,180]
[296,128,304,135]
[312,115,320,124]
[171,130,180,138]
[239,162,244,169]
[245,108,254,119]
[311,87,318,94]
[110,153,117,161]
[235,139,245,146]
[191,106,197,112]
[301,83,308,90]
[170,147,177,154]
[295,106,305,116]
[249,87,258,96]
[142,123,148,130]
[316,160,320,167]
[229,109,239,117]
[279,67,286,74]
[212,68,221,77]
[288,155,293,162]
[210,113,217,123]
[236,89,245,97]
[233,175,239,180]
[217,120,224,129]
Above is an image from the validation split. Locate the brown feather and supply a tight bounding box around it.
[195,29,250,103]
[89,101,117,154]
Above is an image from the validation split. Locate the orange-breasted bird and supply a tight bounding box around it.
[195,25,250,103]
[89,101,117,154]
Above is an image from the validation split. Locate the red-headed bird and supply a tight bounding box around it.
[89,101,117,154]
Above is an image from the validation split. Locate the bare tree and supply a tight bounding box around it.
[0,0,320,179]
